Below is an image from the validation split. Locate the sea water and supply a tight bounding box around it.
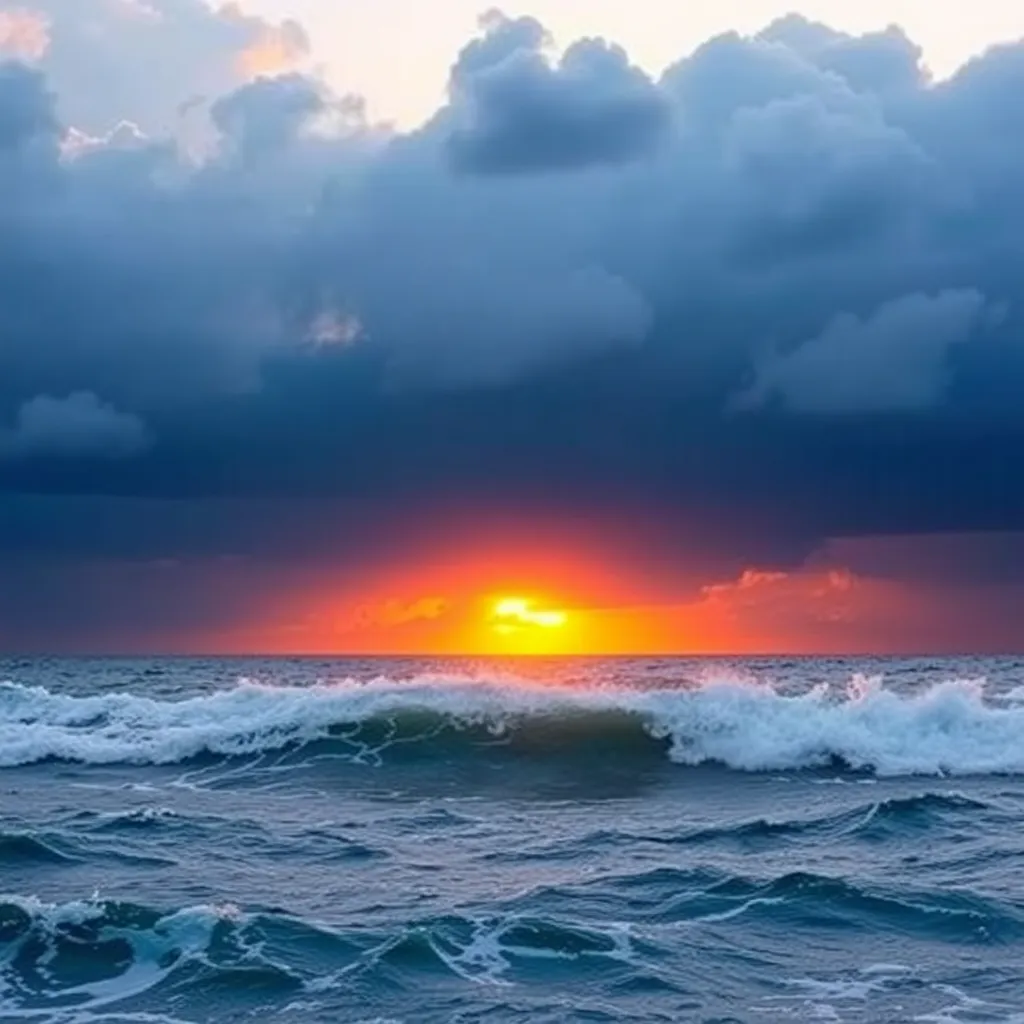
[2,655,1024,1022]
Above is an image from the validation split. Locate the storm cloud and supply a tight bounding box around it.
[447,11,670,173]
[732,289,997,413]
[0,392,152,461]
[3,5,1024,647]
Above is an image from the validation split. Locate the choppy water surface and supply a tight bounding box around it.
[3,655,1024,1023]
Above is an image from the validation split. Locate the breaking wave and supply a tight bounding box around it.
[0,895,643,1014]
[6,867,1017,1018]
[0,897,308,1018]
[2,674,1024,776]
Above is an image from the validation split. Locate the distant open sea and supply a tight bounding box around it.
[3,656,1024,1023]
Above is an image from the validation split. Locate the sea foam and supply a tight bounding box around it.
[1,675,1023,776]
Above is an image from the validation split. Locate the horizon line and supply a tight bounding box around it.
[1,651,1019,660]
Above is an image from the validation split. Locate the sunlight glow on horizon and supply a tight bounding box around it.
[161,523,950,658]
[209,533,692,656]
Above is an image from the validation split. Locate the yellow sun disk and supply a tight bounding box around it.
[491,598,568,630]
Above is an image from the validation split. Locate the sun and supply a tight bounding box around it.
[488,596,569,644]
[491,597,568,633]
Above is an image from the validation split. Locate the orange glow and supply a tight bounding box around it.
[182,518,940,655]
[233,20,308,79]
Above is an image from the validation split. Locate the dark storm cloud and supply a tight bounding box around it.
[0,392,152,460]
[3,5,1024,632]
[0,53,373,409]
[732,289,997,413]
[447,11,670,173]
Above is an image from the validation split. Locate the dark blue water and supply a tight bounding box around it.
[3,656,1024,1023]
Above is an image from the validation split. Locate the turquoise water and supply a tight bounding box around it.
[3,656,1024,1023]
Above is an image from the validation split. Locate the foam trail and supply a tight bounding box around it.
[1,675,1024,775]
[0,896,240,1018]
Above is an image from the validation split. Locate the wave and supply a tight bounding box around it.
[0,832,78,866]
[689,791,996,845]
[675,792,993,846]
[3,674,1024,775]
[80,805,183,830]
[483,792,995,862]
[374,913,638,987]
[521,866,1024,943]
[655,791,996,847]
[0,826,175,870]
[0,896,306,1018]
[2,873,1019,1017]
[689,870,1024,941]
[0,895,640,1014]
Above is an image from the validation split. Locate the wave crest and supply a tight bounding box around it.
[2,674,1024,776]
[0,832,77,865]
[0,896,291,1016]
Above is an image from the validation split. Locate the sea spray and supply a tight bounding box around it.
[2,674,1023,775]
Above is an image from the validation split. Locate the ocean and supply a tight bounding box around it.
[3,656,1024,1023]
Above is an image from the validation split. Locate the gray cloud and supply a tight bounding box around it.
[379,263,653,389]
[661,26,848,128]
[447,12,670,173]
[0,392,152,460]
[720,90,935,263]
[0,57,54,149]
[211,72,327,163]
[0,8,1021,533]
[1,7,1020,408]
[0,55,373,408]
[451,9,549,82]
[6,7,1024,647]
[760,16,926,96]
[732,289,996,413]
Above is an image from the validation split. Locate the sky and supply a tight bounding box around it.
[2,0,1024,654]
[237,0,1024,126]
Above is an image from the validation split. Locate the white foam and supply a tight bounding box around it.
[0,896,241,1018]
[693,896,786,924]
[2,674,1024,776]
[420,913,636,986]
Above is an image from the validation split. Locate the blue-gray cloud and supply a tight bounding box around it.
[0,57,53,148]
[761,16,925,96]
[1,5,1024,614]
[0,54,372,408]
[0,392,152,460]
[211,72,327,163]
[732,289,996,413]
[447,11,670,174]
